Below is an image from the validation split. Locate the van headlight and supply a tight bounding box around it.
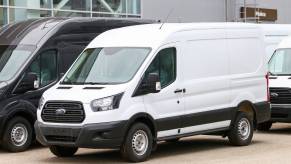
[91,93,124,112]
[38,97,45,110]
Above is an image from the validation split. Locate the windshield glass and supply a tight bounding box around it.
[0,45,35,81]
[62,47,151,85]
[269,49,291,76]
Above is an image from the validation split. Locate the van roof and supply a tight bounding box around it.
[0,17,153,46]
[259,24,291,36]
[277,36,291,49]
[87,23,260,48]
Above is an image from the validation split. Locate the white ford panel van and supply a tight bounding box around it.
[263,36,291,130]
[35,23,270,162]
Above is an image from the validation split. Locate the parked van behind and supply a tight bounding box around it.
[35,23,270,162]
[260,24,291,60]
[0,18,151,152]
[262,36,291,130]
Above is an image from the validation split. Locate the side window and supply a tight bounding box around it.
[145,47,176,88]
[26,50,57,87]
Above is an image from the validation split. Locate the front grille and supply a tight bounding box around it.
[45,135,77,142]
[270,88,291,104]
[41,101,85,123]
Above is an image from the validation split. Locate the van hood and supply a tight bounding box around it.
[43,84,128,104]
[269,76,291,88]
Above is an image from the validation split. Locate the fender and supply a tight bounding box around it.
[0,99,37,139]
[124,113,157,138]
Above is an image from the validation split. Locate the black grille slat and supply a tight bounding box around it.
[270,88,291,104]
[41,101,85,123]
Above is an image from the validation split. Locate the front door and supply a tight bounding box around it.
[142,45,185,139]
[14,50,58,107]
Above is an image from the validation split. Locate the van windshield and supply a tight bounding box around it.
[269,49,291,76]
[62,47,151,85]
[0,45,36,81]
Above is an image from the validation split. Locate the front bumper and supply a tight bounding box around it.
[35,121,127,148]
[270,104,291,123]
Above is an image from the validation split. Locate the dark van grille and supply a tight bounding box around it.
[41,101,85,123]
[270,88,291,104]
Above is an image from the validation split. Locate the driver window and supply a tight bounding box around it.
[144,47,176,88]
[26,50,57,87]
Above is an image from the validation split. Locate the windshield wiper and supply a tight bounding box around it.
[83,82,110,85]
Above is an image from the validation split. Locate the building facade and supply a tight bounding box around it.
[142,0,291,24]
[0,0,290,27]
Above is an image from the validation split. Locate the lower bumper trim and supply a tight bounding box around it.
[34,121,127,149]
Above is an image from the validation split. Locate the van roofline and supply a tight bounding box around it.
[87,22,263,49]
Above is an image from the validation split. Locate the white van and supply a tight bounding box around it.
[264,36,291,130]
[260,24,291,60]
[35,23,270,162]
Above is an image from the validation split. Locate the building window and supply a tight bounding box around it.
[0,0,141,26]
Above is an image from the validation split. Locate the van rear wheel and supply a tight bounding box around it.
[121,123,153,162]
[2,117,33,152]
[49,146,78,157]
[228,112,253,146]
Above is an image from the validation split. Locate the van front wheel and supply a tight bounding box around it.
[2,117,33,152]
[49,146,78,157]
[121,123,153,162]
[228,112,253,146]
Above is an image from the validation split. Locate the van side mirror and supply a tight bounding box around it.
[15,72,39,93]
[146,73,161,93]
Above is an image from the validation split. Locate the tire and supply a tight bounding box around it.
[228,112,254,146]
[49,146,78,157]
[257,121,272,131]
[121,123,153,162]
[165,138,180,143]
[2,117,33,152]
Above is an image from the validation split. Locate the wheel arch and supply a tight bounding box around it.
[125,113,157,139]
[1,101,36,139]
[236,100,257,127]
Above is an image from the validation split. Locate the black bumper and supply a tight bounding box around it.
[34,121,127,148]
[270,104,291,123]
[254,101,271,124]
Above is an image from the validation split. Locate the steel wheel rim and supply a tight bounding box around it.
[238,118,251,140]
[10,123,28,147]
[132,130,149,156]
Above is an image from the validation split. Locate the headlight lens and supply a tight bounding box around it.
[91,93,123,112]
[38,97,45,110]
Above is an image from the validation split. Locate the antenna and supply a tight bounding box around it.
[159,8,175,30]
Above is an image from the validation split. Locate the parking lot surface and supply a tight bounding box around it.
[1,123,291,164]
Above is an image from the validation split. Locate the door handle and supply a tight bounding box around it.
[174,88,186,93]
[174,89,183,93]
